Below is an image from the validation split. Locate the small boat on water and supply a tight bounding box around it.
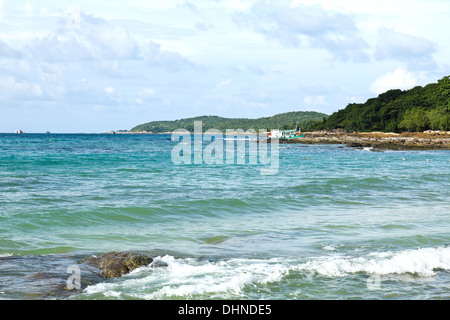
[15,129,24,134]
[268,127,305,140]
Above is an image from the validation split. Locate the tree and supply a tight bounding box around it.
[323,75,450,132]
[427,109,443,130]
[439,76,450,130]
[399,107,429,132]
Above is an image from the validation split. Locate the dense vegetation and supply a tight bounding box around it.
[130,75,450,134]
[307,75,450,132]
[130,111,328,133]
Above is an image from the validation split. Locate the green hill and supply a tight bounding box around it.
[317,75,450,132]
[130,111,328,133]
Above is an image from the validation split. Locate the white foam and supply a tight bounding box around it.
[0,253,12,257]
[137,256,290,299]
[321,244,342,251]
[296,246,450,277]
[83,255,290,299]
[81,247,450,299]
[83,282,121,296]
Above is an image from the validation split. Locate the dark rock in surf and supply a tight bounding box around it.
[87,251,153,278]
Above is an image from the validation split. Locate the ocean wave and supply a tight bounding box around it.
[0,253,13,257]
[82,255,290,299]
[296,246,450,277]
[79,246,450,299]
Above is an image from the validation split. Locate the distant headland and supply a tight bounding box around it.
[128,75,449,134]
[112,75,450,150]
[128,111,328,133]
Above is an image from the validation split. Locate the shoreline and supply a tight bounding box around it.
[113,130,450,150]
[282,130,450,150]
[7,131,450,150]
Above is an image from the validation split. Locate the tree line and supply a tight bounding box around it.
[306,75,450,132]
[130,75,450,134]
[130,111,328,133]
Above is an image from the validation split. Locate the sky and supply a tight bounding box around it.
[0,0,449,133]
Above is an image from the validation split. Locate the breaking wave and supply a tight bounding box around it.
[297,246,450,277]
[78,246,450,299]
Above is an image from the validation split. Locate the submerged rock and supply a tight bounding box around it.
[1,251,163,299]
[0,254,106,299]
[87,251,153,278]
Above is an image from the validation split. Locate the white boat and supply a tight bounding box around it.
[269,127,305,139]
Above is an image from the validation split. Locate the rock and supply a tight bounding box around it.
[346,142,364,148]
[87,251,153,278]
[291,131,450,150]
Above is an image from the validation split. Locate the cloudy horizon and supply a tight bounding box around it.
[1,0,449,133]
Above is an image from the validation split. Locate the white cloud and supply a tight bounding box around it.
[39,7,47,16]
[222,0,253,10]
[234,0,370,62]
[143,40,197,72]
[140,88,155,96]
[104,86,114,94]
[216,79,231,88]
[84,16,138,59]
[0,39,21,58]
[0,75,43,100]
[0,0,449,133]
[27,11,139,62]
[304,95,326,106]
[24,2,33,15]
[370,68,417,94]
[375,28,437,69]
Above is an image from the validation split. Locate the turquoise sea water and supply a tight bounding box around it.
[0,133,449,300]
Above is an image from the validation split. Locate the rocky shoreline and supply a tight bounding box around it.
[0,251,161,299]
[112,130,450,150]
[282,130,450,150]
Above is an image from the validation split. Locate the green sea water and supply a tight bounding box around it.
[0,133,449,300]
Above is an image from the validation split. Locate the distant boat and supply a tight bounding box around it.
[268,126,305,140]
[15,130,24,134]
[46,131,51,134]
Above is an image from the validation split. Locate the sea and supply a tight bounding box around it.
[0,132,449,300]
